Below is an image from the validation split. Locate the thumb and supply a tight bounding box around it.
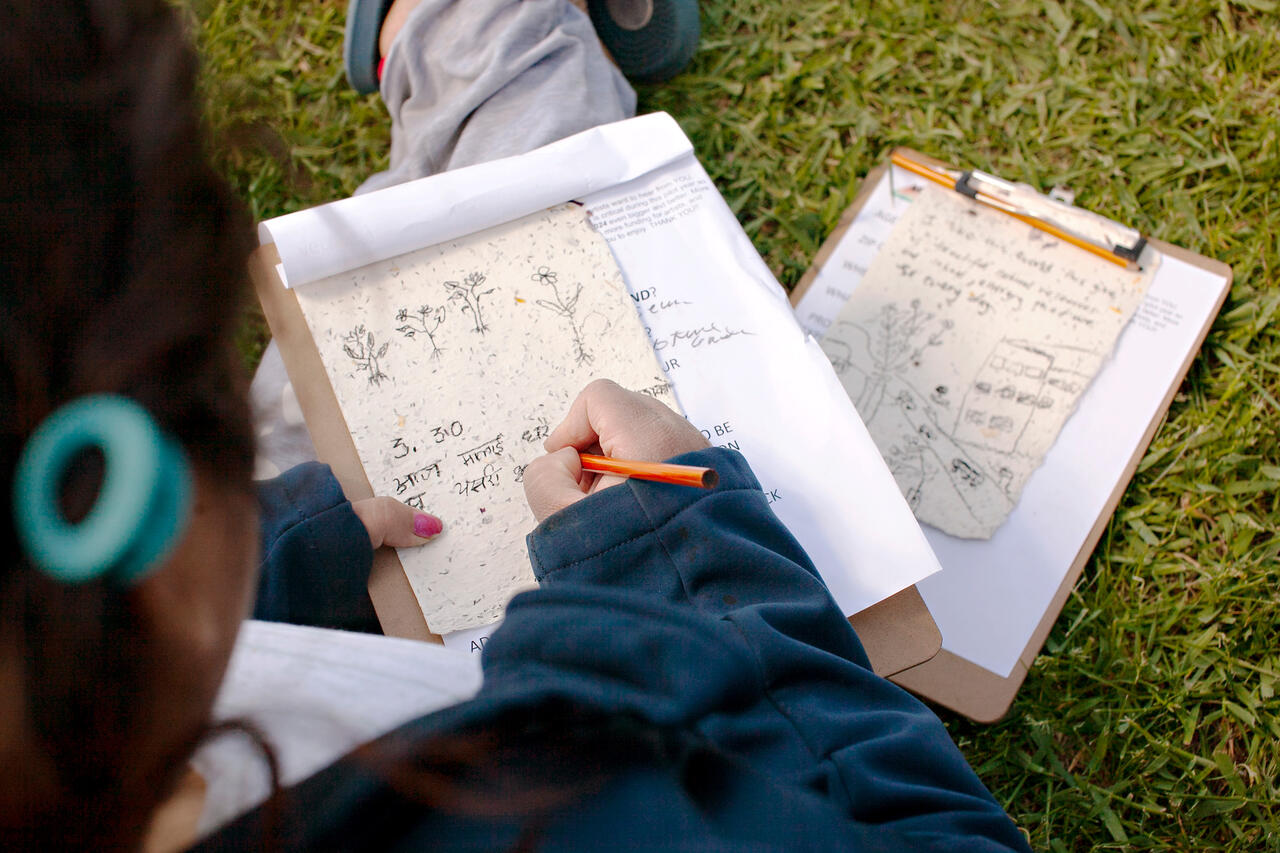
[351,496,444,548]
[523,446,592,523]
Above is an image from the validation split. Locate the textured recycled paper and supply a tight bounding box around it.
[294,204,676,632]
[822,182,1156,538]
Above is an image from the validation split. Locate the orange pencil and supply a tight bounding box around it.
[890,150,1140,271]
[578,453,718,489]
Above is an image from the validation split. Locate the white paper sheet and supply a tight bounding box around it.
[441,621,495,654]
[579,159,938,617]
[192,620,481,836]
[260,113,692,288]
[918,257,1227,676]
[796,169,1230,677]
[796,168,917,338]
[261,114,942,647]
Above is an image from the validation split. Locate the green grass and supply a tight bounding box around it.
[190,1,1279,848]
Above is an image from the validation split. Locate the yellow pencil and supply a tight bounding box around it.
[890,150,1139,271]
[578,453,718,489]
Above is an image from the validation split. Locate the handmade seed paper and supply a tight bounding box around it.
[821,183,1156,539]
[294,204,676,632]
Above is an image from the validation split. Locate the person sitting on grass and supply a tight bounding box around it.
[2,1,1031,850]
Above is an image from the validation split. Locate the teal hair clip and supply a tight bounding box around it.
[12,395,192,585]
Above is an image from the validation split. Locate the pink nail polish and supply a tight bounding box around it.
[414,513,443,538]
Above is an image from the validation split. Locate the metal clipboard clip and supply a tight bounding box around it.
[891,150,1147,270]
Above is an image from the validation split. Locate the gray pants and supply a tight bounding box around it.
[251,0,635,477]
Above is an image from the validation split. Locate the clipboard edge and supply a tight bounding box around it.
[248,245,443,646]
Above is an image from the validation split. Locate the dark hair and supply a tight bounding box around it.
[0,0,255,845]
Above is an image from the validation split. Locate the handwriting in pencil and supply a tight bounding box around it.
[431,420,465,444]
[521,419,550,444]
[650,322,756,352]
[455,463,500,496]
[394,461,443,496]
[636,376,672,398]
[458,434,504,466]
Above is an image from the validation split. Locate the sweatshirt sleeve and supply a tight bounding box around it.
[252,461,381,633]
[519,447,1030,851]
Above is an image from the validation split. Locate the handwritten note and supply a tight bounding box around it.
[577,158,943,619]
[823,182,1156,538]
[293,204,676,632]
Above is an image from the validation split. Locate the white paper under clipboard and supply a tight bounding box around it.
[252,115,944,671]
[792,151,1232,720]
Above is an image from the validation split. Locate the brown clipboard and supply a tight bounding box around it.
[792,149,1233,721]
[249,242,942,678]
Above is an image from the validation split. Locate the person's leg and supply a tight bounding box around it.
[251,0,635,475]
[362,0,635,192]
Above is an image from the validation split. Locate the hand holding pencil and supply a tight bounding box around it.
[523,379,712,523]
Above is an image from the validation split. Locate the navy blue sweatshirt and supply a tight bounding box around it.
[224,449,1030,851]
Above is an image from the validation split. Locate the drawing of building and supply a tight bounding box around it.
[952,339,1054,455]
[953,338,1104,457]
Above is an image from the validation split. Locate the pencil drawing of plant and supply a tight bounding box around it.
[858,299,952,416]
[819,336,855,376]
[343,325,390,386]
[395,305,447,359]
[532,266,593,366]
[444,271,494,334]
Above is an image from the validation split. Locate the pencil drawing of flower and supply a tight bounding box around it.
[396,304,447,359]
[444,271,495,334]
[342,325,390,386]
[854,299,952,416]
[534,266,594,366]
